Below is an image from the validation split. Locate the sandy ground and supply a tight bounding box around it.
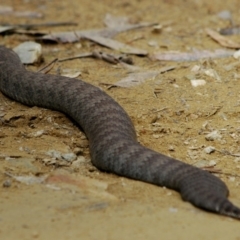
[0,0,240,239]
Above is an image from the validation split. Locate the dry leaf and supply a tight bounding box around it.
[41,28,120,43]
[83,33,147,55]
[62,71,81,78]
[41,22,156,43]
[0,25,14,33]
[206,28,240,49]
[114,71,159,87]
[151,49,234,61]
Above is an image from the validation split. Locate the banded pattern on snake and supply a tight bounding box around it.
[0,46,239,219]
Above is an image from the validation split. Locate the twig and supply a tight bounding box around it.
[37,58,58,74]
[216,149,240,157]
[202,166,240,178]
[206,106,222,117]
[2,22,78,30]
[152,107,168,113]
[58,50,133,65]
[58,53,93,62]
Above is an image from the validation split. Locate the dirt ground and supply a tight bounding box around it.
[1,0,240,239]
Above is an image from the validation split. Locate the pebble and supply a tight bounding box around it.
[71,156,86,169]
[190,79,206,87]
[46,150,62,159]
[209,160,217,166]
[62,152,77,162]
[204,146,215,154]
[233,50,240,59]
[30,130,45,137]
[217,10,232,20]
[168,145,175,151]
[229,176,235,182]
[73,147,83,155]
[153,134,160,139]
[169,207,178,213]
[13,41,42,64]
[46,150,77,162]
[2,179,11,188]
[205,130,222,141]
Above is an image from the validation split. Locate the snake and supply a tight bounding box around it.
[0,46,239,219]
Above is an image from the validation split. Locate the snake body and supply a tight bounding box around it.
[0,46,240,219]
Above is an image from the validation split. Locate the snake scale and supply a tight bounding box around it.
[0,46,240,219]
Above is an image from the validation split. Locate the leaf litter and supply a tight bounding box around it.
[1,9,240,183]
[2,2,240,238]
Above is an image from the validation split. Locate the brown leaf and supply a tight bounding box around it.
[83,34,147,55]
[206,28,240,49]
[0,25,14,33]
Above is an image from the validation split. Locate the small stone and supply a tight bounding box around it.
[73,147,83,155]
[152,24,162,33]
[2,179,11,188]
[191,65,201,72]
[209,160,217,166]
[31,130,45,137]
[229,176,235,182]
[148,40,158,47]
[191,79,206,87]
[31,231,39,238]
[205,130,222,141]
[234,157,240,163]
[71,156,86,169]
[233,50,240,59]
[46,150,62,159]
[217,10,232,20]
[153,134,160,139]
[13,41,42,64]
[46,150,77,162]
[204,146,215,154]
[169,207,178,213]
[168,145,175,151]
[195,160,209,168]
[79,139,89,148]
[62,152,77,162]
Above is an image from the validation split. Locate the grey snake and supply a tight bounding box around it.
[0,46,240,219]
